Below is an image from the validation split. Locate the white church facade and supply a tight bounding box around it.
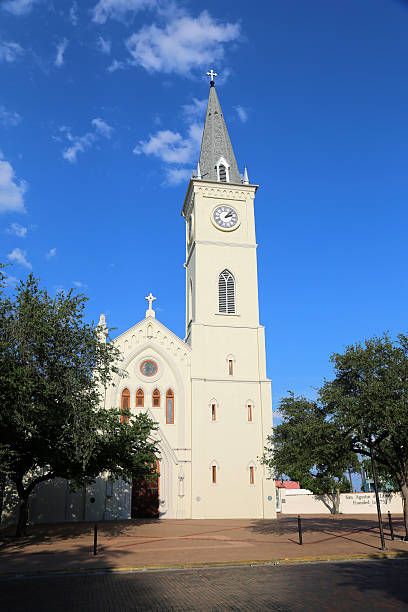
[5,75,277,524]
[98,75,277,521]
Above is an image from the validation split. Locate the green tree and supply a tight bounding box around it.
[321,334,408,539]
[263,394,358,513]
[0,273,158,536]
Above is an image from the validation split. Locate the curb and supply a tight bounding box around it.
[1,551,407,580]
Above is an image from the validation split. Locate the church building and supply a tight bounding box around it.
[96,73,276,521]
[6,74,276,525]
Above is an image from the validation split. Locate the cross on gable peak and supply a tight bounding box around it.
[145,292,156,318]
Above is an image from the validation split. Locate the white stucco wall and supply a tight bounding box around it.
[279,490,404,515]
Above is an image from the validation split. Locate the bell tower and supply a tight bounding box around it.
[182,72,276,519]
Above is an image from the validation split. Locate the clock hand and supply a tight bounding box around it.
[225,211,233,218]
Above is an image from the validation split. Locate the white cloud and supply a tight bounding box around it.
[235,105,248,123]
[0,106,21,127]
[55,39,68,68]
[165,167,192,185]
[8,247,31,269]
[107,59,125,73]
[62,131,95,163]
[0,158,27,213]
[126,11,240,75]
[7,222,27,237]
[92,0,156,24]
[0,40,24,63]
[60,118,113,163]
[92,117,113,138]
[182,98,207,121]
[73,280,87,288]
[1,0,40,16]
[69,2,78,25]
[4,274,18,286]
[46,247,57,259]
[134,122,201,165]
[97,35,111,55]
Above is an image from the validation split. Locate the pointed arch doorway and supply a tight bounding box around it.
[131,459,160,518]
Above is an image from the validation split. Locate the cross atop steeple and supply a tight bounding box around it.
[206,69,218,86]
[145,292,156,318]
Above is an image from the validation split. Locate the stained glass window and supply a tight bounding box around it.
[140,359,158,377]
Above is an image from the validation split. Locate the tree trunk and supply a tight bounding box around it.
[334,489,341,514]
[13,472,54,537]
[327,490,341,514]
[0,473,5,522]
[401,482,408,540]
[16,495,29,537]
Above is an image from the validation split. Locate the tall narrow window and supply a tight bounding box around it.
[247,403,253,422]
[216,158,229,182]
[212,465,217,484]
[166,389,174,424]
[219,164,227,182]
[249,466,255,485]
[211,403,216,421]
[152,388,161,408]
[136,388,144,408]
[218,270,235,314]
[228,359,234,376]
[121,388,130,424]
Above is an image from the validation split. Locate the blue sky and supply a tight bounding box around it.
[1,0,408,413]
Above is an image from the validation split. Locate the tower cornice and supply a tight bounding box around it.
[181,179,258,219]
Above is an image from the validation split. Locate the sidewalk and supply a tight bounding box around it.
[1,515,407,577]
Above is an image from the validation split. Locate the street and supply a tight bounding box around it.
[1,558,407,611]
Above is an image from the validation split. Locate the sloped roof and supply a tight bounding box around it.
[199,83,241,184]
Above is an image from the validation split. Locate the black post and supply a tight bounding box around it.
[370,447,386,550]
[93,523,98,556]
[297,515,303,545]
[387,511,395,541]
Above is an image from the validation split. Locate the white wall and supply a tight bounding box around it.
[279,490,404,515]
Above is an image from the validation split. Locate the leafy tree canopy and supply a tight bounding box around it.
[321,334,408,537]
[264,393,358,513]
[0,273,158,536]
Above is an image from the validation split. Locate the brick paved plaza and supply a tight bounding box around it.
[1,559,408,611]
[1,515,407,576]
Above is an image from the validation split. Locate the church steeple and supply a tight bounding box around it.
[198,71,241,184]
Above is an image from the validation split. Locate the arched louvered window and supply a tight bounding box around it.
[218,269,235,314]
[121,388,130,424]
[219,164,227,182]
[166,389,174,424]
[136,388,144,408]
[152,388,161,408]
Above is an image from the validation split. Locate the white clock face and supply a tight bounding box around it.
[212,205,239,231]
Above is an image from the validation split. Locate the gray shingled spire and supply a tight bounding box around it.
[198,82,241,184]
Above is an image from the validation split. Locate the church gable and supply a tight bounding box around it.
[114,317,191,367]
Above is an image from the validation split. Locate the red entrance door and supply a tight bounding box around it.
[131,461,160,518]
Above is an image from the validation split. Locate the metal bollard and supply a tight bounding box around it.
[93,523,98,556]
[297,515,303,545]
[388,511,394,541]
